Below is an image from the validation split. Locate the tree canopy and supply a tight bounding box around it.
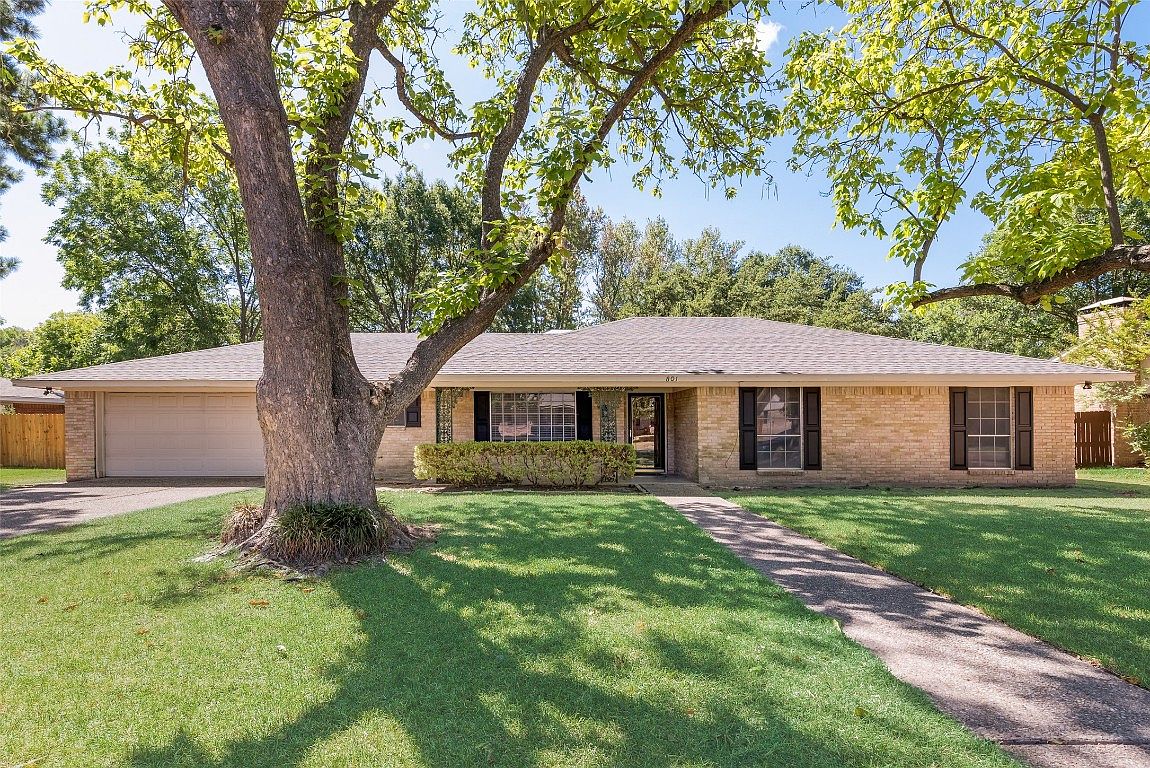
[43,142,258,357]
[1,311,114,377]
[785,0,1150,307]
[0,0,66,258]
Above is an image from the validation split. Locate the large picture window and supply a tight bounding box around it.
[966,387,1011,468]
[490,392,577,442]
[756,387,801,469]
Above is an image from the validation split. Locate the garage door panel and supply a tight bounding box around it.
[104,392,264,477]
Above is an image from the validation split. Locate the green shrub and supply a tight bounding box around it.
[413,441,637,486]
[271,501,395,564]
[1122,420,1150,467]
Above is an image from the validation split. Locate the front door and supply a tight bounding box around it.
[628,393,665,472]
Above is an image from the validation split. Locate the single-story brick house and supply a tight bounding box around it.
[0,378,65,414]
[16,317,1132,486]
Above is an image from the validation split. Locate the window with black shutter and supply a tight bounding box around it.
[575,391,593,440]
[389,398,422,427]
[802,387,821,470]
[950,387,967,469]
[1015,387,1033,470]
[473,391,490,441]
[738,388,757,470]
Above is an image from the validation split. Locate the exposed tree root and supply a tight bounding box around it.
[215,501,436,573]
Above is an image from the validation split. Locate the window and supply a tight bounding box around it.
[389,399,421,428]
[756,387,801,469]
[490,392,576,442]
[966,387,1010,468]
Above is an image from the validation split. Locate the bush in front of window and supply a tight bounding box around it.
[413,441,638,487]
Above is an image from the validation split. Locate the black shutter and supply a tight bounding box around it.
[404,398,422,428]
[1015,387,1033,470]
[473,391,490,442]
[803,387,822,470]
[575,391,593,440]
[950,387,967,470]
[739,387,757,470]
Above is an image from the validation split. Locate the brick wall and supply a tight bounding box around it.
[669,388,699,480]
[693,385,1076,488]
[1114,398,1150,467]
[13,402,65,414]
[590,391,626,444]
[64,390,97,481]
[373,389,436,481]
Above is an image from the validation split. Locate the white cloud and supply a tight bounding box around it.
[754,21,784,54]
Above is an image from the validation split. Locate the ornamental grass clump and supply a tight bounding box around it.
[269,502,396,565]
[219,499,425,569]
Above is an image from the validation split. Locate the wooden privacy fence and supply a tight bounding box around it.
[1074,411,1112,468]
[0,412,65,469]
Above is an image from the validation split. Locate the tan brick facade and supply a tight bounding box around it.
[1114,398,1150,467]
[62,383,1079,486]
[682,385,1075,488]
[668,388,699,481]
[64,390,97,481]
[373,389,437,481]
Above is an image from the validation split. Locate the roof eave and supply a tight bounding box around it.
[17,370,1133,392]
[12,377,260,392]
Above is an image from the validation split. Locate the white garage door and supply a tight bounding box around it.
[104,392,265,476]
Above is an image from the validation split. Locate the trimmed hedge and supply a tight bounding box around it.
[413,441,637,486]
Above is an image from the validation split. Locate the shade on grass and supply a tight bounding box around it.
[0,490,1017,768]
[726,470,1150,688]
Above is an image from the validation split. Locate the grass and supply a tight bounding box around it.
[0,466,65,490]
[0,489,1018,768]
[724,469,1150,688]
[1077,466,1150,485]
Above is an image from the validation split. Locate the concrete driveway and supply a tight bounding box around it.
[0,478,262,538]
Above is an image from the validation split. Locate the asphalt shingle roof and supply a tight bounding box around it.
[15,317,1128,386]
[0,377,66,403]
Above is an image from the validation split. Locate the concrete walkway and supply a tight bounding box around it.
[0,478,261,538]
[639,479,1150,768]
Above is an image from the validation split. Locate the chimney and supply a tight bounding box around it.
[1076,296,1138,339]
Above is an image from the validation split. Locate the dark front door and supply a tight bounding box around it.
[628,393,665,472]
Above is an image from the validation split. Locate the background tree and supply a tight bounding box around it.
[493,193,605,331]
[43,142,258,358]
[17,0,777,560]
[1065,298,1150,403]
[1,311,114,377]
[0,323,29,371]
[785,0,1150,309]
[897,296,1070,358]
[0,0,66,263]
[585,222,894,334]
[346,174,478,333]
[732,245,895,334]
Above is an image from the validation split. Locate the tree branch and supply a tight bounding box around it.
[913,243,1150,307]
[371,0,737,418]
[371,37,480,141]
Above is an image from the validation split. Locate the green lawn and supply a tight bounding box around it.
[725,469,1150,688]
[0,466,65,490]
[0,490,1017,768]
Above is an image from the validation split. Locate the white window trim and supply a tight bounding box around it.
[755,386,804,471]
[965,386,1013,470]
[488,391,578,443]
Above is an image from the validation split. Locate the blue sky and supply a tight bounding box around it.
[0,0,993,329]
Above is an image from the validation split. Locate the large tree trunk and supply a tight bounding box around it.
[165,2,401,553]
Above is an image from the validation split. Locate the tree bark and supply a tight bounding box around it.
[163,1,394,540]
